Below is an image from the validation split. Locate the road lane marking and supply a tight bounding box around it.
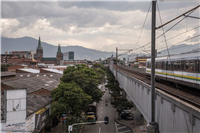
[101,111,102,114]
[100,115,102,118]
[99,127,101,133]
[117,126,127,129]
[118,130,131,133]
[115,122,118,133]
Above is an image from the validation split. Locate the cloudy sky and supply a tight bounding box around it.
[1,1,199,54]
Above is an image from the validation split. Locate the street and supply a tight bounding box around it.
[82,84,117,133]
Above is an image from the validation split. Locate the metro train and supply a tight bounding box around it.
[146,51,200,89]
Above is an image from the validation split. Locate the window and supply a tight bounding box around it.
[177,61,181,71]
[195,60,199,72]
[189,61,194,72]
[174,61,177,70]
[167,61,171,70]
[163,61,167,70]
[181,61,185,71]
[156,62,158,69]
[185,61,189,72]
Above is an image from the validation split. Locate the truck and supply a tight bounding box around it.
[85,102,97,122]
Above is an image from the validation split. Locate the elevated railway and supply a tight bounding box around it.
[114,65,200,108]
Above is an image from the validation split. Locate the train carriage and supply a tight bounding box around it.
[146,51,200,89]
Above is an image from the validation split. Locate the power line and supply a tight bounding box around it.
[130,6,199,53]
[133,2,152,50]
[156,26,200,45]
[155,34,200,51]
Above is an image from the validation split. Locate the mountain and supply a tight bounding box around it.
[1,36,199,61]
[159,43,200,56]
[1,36,116,61]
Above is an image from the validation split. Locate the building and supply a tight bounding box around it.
[63,51,74,60]
[69,51,74,60]
[34,37,63,65]
[12,51,32,59]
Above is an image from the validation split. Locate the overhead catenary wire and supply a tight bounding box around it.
[133,2,152,50]
[130,5,199,53]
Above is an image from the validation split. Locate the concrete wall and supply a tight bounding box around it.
[110,65,200,133]
[0,122,6,133]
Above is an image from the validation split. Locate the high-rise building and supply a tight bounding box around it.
[69,51,74,60]
[63,51,74,60]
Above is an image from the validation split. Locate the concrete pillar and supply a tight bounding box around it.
[134,106,144,125]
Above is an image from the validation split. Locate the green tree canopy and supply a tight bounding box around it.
[51,82,92,117]
[61,64,103,103]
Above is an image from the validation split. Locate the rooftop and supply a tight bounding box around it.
[1,71,16,77]
[2,76,60,94]
[18,68,40,73]
[42,58,57,61]
[42,68,63,74]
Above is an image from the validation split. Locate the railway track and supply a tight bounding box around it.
[114,65,200,108]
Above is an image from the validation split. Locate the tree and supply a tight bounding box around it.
[61,64,103,103]
[51,82,92,117]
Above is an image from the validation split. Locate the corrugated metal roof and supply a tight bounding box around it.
[42,69,63,74]
[18,68,40,73]
[1,71,16,77]
[2,76,59,93]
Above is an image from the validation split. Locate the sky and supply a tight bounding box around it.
[1,1,199,54]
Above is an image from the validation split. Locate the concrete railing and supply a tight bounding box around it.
[110,64,200,133]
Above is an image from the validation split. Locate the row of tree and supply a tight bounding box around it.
[51,64,106,132]
[105,69,133,115]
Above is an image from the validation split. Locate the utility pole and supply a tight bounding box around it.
[147,1,158,133]
[116,47,118,80]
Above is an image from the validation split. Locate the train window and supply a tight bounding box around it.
[177,61,181,71]
[185,61,189,72]
[174,61,177,70]
[166,61,168,70]
[190,61,194,72]
[168,61,171,70]
[181,61,185,71]
[171,61,174,70]
[156,62,158,69]
[195,60,199,72]
[163,62,166,70]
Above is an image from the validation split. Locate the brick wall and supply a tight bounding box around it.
[29,88,51,95]
[7,65,26,72]
[16,69,31,73]
[1,83,13,92]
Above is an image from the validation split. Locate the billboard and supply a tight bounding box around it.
[5,88,27,132]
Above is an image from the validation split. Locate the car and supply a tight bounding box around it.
[120,112,134,120]
[109,90,113,94]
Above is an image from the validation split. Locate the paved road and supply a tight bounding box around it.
[82,84,117,133]
[115,122,132,133]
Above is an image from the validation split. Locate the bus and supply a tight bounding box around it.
[85,102,97,122]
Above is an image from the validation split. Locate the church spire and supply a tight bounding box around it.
[57,44,62,54]
[37,36,43,50]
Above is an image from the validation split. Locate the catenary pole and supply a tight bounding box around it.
[116,47,118,80]
[151,0,156,124]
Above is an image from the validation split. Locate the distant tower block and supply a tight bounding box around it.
[69,51,74,60]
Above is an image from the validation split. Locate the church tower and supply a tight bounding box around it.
[36,36,43,61]
[56,44,63,64]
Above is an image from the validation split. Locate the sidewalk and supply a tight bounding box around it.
[114,111,147,133]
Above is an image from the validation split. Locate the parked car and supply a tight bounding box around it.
[120,111,134,120]
[109,90,113,94]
